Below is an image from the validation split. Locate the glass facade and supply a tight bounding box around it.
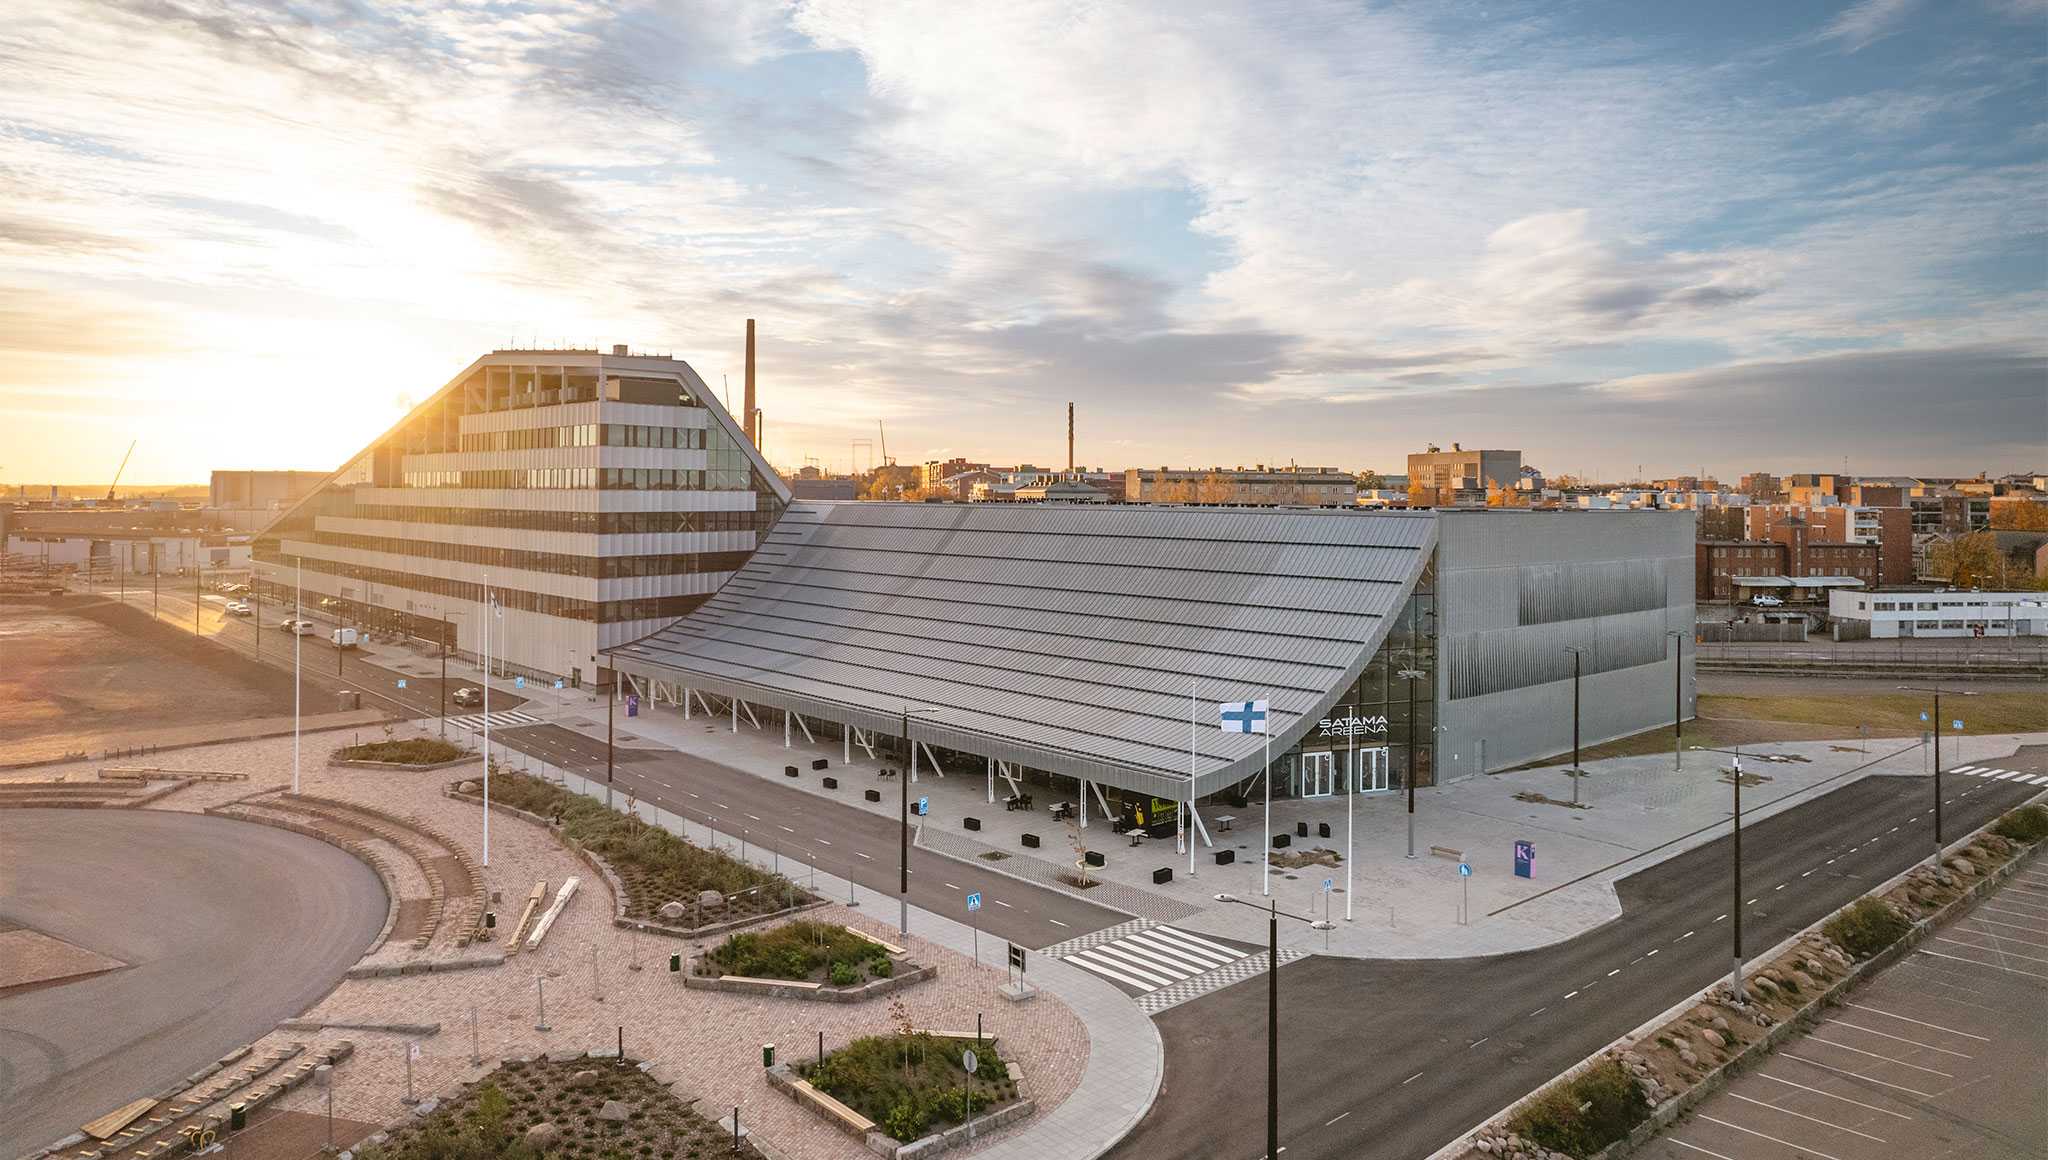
[1273,554,1437,796]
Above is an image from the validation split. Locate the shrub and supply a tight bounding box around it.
[1825,896,1911,959]
[1992,804,2048,844]
[1509,1059,1649,1159]
[338,737,467,765]
[881,1099,931,1142]
[830,961,859,986]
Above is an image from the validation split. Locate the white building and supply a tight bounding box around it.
[1829,589,2048,638]
[254,345,787,686]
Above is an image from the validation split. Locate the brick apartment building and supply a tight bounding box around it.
[1747,504,1912,586]
[1697,515,1880,601]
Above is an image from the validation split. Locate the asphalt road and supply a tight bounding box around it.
[0,810,387,1156]
[1115,754,2048,1160]
[494,722,1129,949]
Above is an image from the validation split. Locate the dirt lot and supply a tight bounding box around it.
[0,596,320,760]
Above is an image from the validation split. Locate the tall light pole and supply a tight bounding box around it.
[899,706,941,936]
[482,580,497,867]
[1665,630,1684,771]
[1563,645,1584,804]
[293,558,302,794]
[1898,684,1976,860]
[1399,667,1426,859]
[1690,744,1791,1005]
[1215,893,1334,1160]
[604,671,617,809]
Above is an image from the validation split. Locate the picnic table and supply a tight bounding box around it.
[1213,814,1238,832]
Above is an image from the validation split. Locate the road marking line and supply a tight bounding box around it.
[1679,930,1694,940]
[1468,1037,1488,1049]
[1696,1114,1847,1160]
[1801,870,1814,877]
[1775,884,1787,891]
[1048,919,1068,927]
[745,813,762,821]
[1325,1112,1350,1126]
[1563,990,1579,999]
[1607,968,1620,977]
[1754,1072,1913,1120]
[944,883,960,890]
[1982,901,2048,922]
[1715,914,1727,922]
[1747,898,1759,905]
[817,839,831,846]
[1402,1072,1422,1085]
[1647,948,1659,956]
[1780,1053,1932,1097]
[1666,1140,1739,1160]
[1844,1002,1991,1040]
[1955,922,2048,949]
[1805,1036,1952,1077]
[713,802,729,809]
[1527,1007,1547,1017]
[687,791,699,798]
[1728,1092,1886,1142]
[779,826,795,833]
[1828,1018,1974,1057]
[856,852,872,859]
[994,900,1013,908]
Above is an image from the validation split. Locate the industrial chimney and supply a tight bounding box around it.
[1067,402,1074,472]
[743,319,759,446]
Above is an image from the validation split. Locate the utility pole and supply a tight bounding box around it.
[1563,646,1584,804]
[1400,666,1425,859]
[605,672,616,809]
[899,706,940,936]
[1667,630,1684,771]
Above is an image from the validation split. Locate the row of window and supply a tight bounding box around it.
[399,467,754,491]
[349,504,775,535]
[250,553,723,624]
[310,531,754,579]
[455,423,712,453]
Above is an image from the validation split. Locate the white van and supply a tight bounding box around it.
[331,627,360,648]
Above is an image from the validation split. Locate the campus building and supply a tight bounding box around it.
[606,504,1695,835]
[253,345,788,685]
[1828,589,2048,639]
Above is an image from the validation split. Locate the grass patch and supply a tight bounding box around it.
[697,920,895,984]
[336,737,467,765]
[797,1033,1017,1142]
[357,1055,760,1159]
[1824,896,1912,960]
[1992,804,2048,844]
[1703,692,2047,734]
[476,771,807,925]
[1508,1058,1649,1159]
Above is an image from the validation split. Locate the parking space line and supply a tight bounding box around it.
[1938,933,2048,961]
[1825,1019,1973,1058]
[1755,1072,1913,1120]
[1952,924,2048,950]
[1728,1092,1886,1142]
[1667,1139,1739,1160]
[1844,1003,1991,1040]
[1780,1053,1933,1098]
[1805,1036,1952,1076]
[1916,948,2048,980]
[1695,1114,1847,1160]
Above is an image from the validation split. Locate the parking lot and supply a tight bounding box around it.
[1644,855,2048,1160]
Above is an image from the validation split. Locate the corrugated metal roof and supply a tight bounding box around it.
[610,502,1435,797]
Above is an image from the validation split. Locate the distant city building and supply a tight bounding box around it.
[1124,465,1356,506]
[1696,514,1879,602]
[920,457,988,490]
[1738,472,1782,501]
[1406,444,1523,506]
[790,477,858,501]
[1748,504,1912,586]
[1830,589,2047,639]
[253,346,787,686]
[1013,477,1108,503]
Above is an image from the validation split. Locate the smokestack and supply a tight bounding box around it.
[743,319,758,445]
[1067,402,1074,472]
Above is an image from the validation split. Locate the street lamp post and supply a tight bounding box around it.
[1689,743,1794,1005]
[1898,684,1976,860]
[1563,646,1584,804]
[1398,667,1426,859]
[899,706,941,936]
[1215,893,1334,1160]
[605,672,617,809]
[1666,630,1684,771]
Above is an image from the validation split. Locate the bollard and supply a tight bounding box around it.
[818,1030,825,1064]
[230,1102,247,1131]
[762,1043,775,1068]
[732,1106,741,1153]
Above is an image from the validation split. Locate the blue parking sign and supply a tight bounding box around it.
[515,676,525,689]
[1952,719,1963,731]
[917,796,929,816]
[396,679,407,689]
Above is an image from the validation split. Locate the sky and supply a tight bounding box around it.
[1,0,2044,487]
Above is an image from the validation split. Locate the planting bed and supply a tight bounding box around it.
[463,771,809,925]
[336,737,467,765]
[797,1027,1020,1144]
[356,1054,762,1160]
[697,920,896,985]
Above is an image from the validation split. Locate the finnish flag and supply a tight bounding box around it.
[1219,700,1270,734]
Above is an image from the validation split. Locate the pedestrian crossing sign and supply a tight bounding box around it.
[397,679,407,689]
[515,676,525,689]
[967,892,982,912]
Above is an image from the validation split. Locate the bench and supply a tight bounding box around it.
[1214,849,1235,866]
[1213,814,1237,832]
[822,776,838,790]
[847,928,907,956]
[1430,845,1463,861]
[864,789,882,803]
[790,1078,876,1135]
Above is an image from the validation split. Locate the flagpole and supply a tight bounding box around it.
[1262,727,1271,897]
[1186,678,1194,876]
[1345,701,1354,922]
[482,574,491,869]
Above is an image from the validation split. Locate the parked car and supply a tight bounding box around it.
[452,686,484,707]
[224,600,253,616]
[276,618,315,634]
[1750,595,1784,607]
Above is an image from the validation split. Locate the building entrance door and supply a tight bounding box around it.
[1300,751,1337,797]
[1357,747,1391,792]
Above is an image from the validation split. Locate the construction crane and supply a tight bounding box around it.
[107,440,136,502]
[877,420,892,467]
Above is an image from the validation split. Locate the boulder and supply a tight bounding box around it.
[569,1069,599,1089]
[657,901,687,921]
[1791,970,1818,992]
[597,1100,632,1123]
[525,1122,561,1149]
[1699,1028,1726,1049]
[1946,858,1974,875]
[698,889,725,911]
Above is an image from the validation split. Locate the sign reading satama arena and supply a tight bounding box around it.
[1316,712,1389,740]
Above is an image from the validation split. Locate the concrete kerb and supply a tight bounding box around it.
[682,960,939,1003]
[1428,784,2048,1160]
[763,1057,1037,1160]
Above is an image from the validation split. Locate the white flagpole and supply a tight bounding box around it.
[1262,717,1271,897]
[1345,700,1354,922]
[293,558,302,794]
[482,575,491,868]
[1185,678,1193,874]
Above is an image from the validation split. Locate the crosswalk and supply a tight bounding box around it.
[1061,922,1251,995]
[1948,765,2048,786]
[444,709,543,732]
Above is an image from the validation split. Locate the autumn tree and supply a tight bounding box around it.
[1192,473,1238,505]
[1928,532,2008,588]
[1990,500,2048,531]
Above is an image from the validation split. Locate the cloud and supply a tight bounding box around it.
[1818,0,1919,52]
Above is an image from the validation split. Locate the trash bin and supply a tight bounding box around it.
[669,953,682,973]
[230,1103,247,1131]
[762,1043,775,1068]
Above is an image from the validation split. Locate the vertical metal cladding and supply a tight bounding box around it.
[1515,558,1667,625]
